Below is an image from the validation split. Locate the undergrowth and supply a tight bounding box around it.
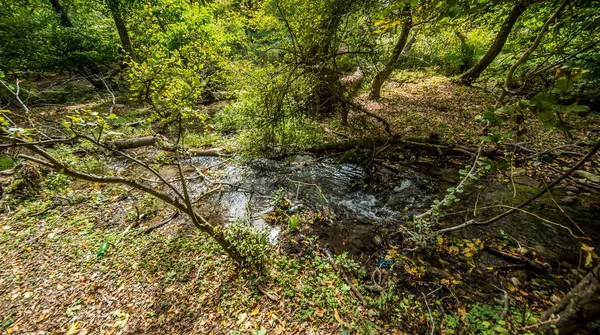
[0,169,543,334]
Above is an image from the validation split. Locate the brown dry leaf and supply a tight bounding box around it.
[581,244,598,268]
[333,308,344,325]
[457,308,467,322]
[273,322,286,334]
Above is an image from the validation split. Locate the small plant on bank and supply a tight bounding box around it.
[223,219,272,270]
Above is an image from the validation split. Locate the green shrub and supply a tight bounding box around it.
[213,66,324,155]
[223,219,272,269]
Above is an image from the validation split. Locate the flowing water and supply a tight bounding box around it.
[183,154,600,264]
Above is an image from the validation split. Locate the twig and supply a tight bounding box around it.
[288,179,328,204]
[193,186,222,204]
[319,246,369,307]
[0,79,31,115]
[346,100,391,135]
[497,287,510,320]
[0,137,78,148]
[518,315,560,331]
[257,285,280,302]
[542,179,590,239]
[99,75,116,114]
[510,146,517,198]
[143,211,180,234]
[421,292,435,335]
[485,247,547,273]
[518,144,582,163]
[417,143,483,220]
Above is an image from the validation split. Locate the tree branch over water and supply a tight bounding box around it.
[437,140,600,234]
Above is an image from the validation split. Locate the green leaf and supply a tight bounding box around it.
[448,4,461,17]
[96,241,110,259]
[551,77,573,95]
[569,104,590,114]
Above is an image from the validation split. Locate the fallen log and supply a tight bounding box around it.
[74,134,225,156]
[105,136,158,150]
[188,148,225,157]
[306,135,494,157]
[485,247,548,273]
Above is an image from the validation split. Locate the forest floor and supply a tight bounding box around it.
[1,73,600,334]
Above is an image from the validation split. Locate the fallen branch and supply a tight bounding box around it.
[346,100,391,135]
[257,285,280,302]
[485,247,547,273]
[422,292,436,335]
[319,246,369,307]
[518,144,583,163]
[144,211,180,234]
[188,148,225,157]
[437,140,600,234]
[307,135,485,158]
[0,137,78,148]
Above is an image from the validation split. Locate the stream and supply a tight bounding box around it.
[180,154,600,266]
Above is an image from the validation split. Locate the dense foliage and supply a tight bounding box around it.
[2,0,599,147]
[1,0,600,334]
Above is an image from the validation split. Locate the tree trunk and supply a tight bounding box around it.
[536,264,600,335]
[106,0,135,59]
[460,1,528,85]
[402,28,419,55]
[369,14,412,99]
[501,0,570,102]
[49,0,73,27]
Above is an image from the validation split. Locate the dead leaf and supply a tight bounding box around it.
[334,308,344,325]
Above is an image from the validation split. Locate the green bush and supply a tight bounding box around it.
[223,219,272,269]
[213,66,324,155]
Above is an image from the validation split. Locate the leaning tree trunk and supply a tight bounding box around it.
[501,0,570,102]
[106,0,135,59]
[402,28,419,55]
[536,264,600,335]
[459,1,528,85]
[49,0,73,27]
[369,14,412,99]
